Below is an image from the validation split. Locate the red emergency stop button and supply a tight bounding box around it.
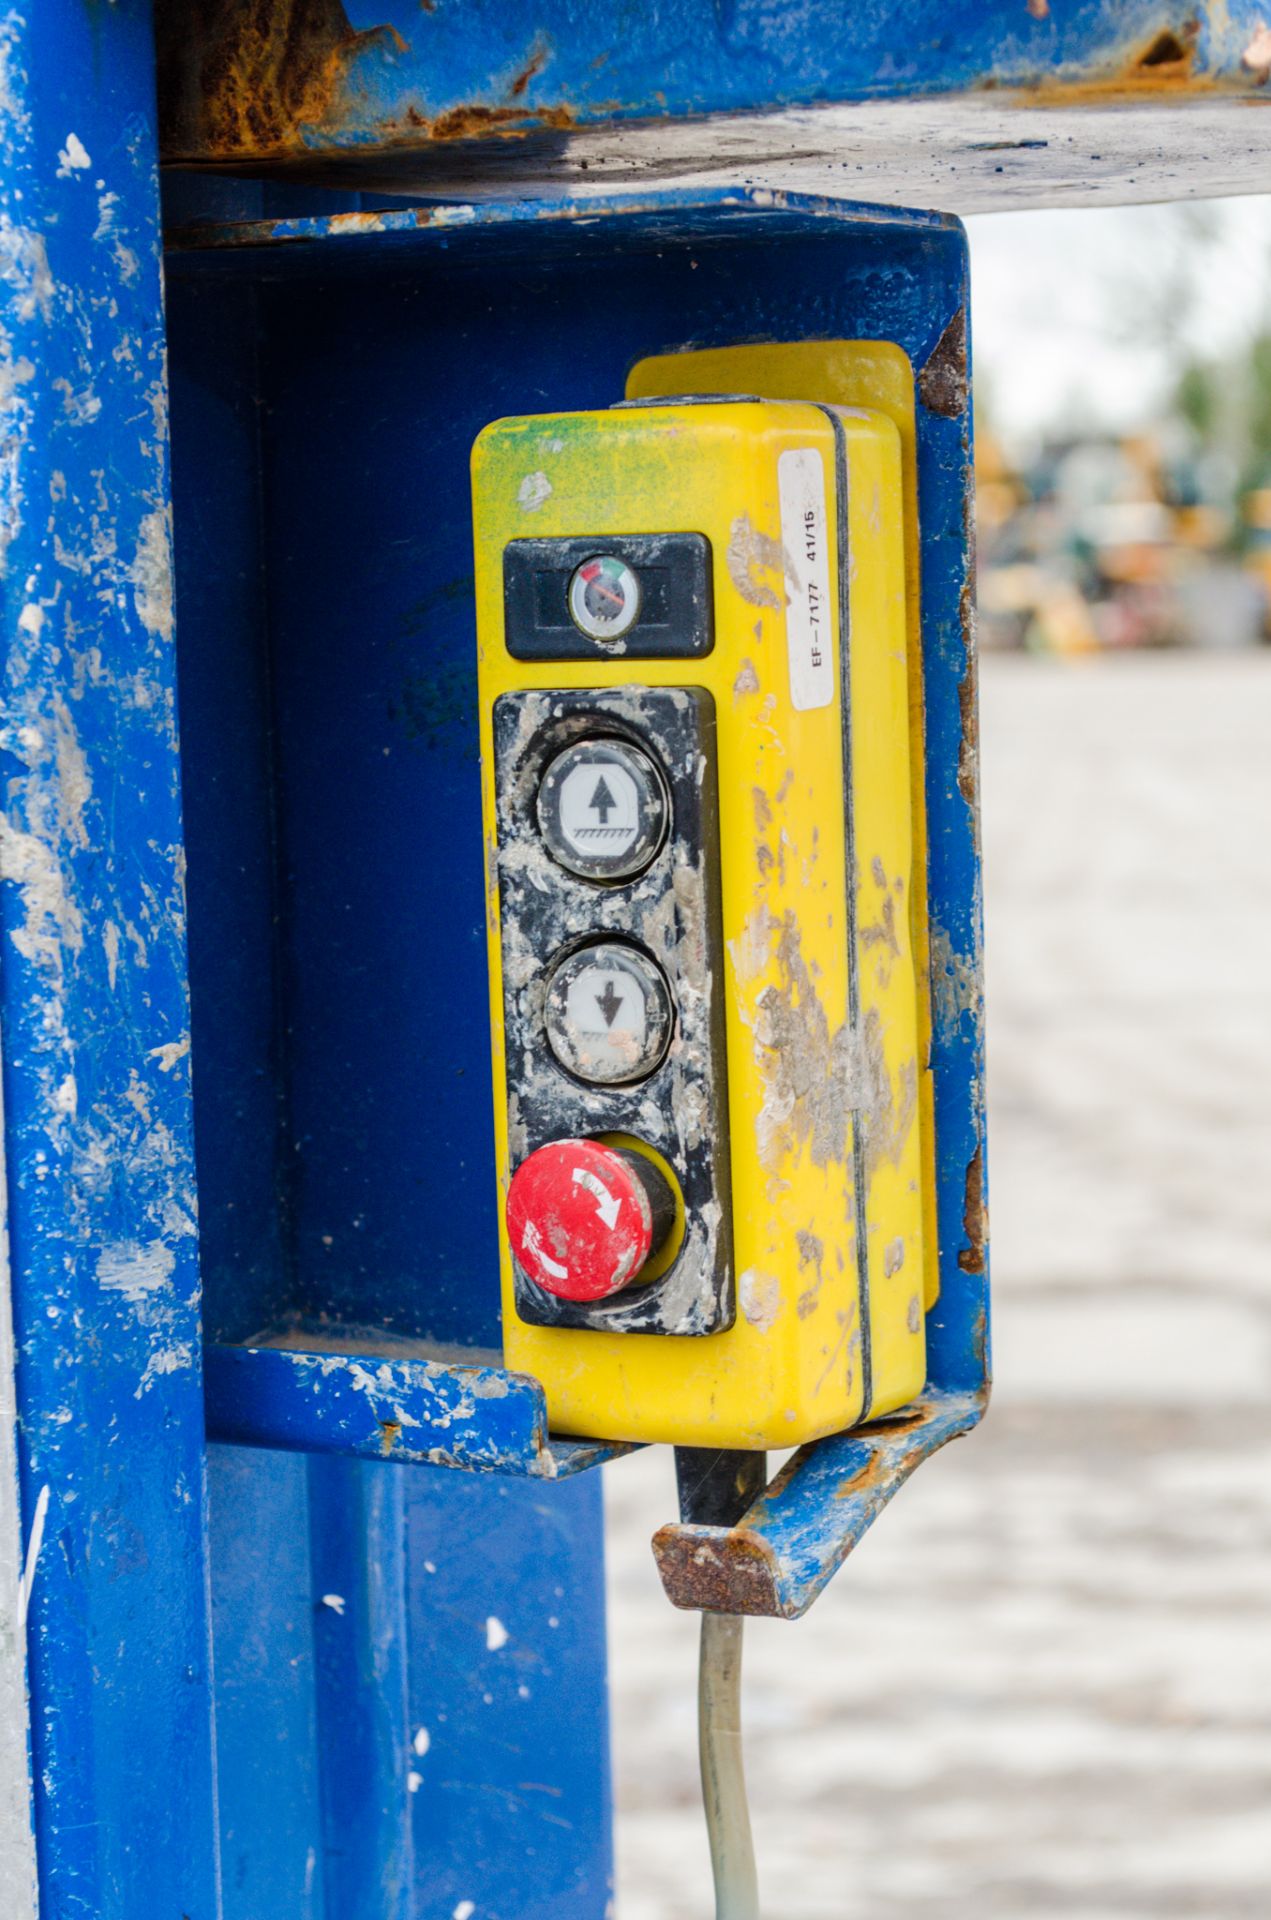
[506,1139,675,1302]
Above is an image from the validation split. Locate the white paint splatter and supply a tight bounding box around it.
[52,691,91,849]
[55,133,90,178]
[517,471,552,513]
[131,507,174,642]
[0,353,32,406]
[102,920,120,989]
[453,1902,475,1920]
[738,1266,782,1332]
[135,1342,194,1398]
[17,1484,49,1628]
[413,1726,431,1757]
[0,818,85,978]
[485,1615,509,1651]
[50,376,101,425]
[92,190,138,284]
[0,216,53,324]
[407,1770,423,1794]
[321,1593,346,1615]
[96,1238,174,1303]
[148,1034,189,1073]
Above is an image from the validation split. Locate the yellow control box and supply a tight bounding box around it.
[473,377,935,1449]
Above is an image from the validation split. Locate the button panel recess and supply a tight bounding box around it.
[492,686,733,1336]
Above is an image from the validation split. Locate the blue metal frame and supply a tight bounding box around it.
[0,5,219,1911]
[206,1448,613,1918]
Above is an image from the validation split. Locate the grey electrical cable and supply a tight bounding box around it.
[698,1611,760,1920]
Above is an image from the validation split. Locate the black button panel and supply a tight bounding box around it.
[492,685,733,1336]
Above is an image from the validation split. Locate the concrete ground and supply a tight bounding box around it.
[604,650,1271,1919]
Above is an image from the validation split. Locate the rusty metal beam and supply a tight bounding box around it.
[155,2,1271,210]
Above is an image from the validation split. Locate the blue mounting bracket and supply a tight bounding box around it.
[168,186,988,1615]
[655,1391,985,1619]
[203,1341,630,1477]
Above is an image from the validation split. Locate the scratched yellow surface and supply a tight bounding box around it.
[630,342,938,1316]
[473,387,930,1447]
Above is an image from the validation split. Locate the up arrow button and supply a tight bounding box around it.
[537,737,669,881]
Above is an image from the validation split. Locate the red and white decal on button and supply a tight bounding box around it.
[506,1139,654,1302]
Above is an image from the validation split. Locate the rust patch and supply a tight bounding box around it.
[427,101,574,141]
[957,581,979,808]
[917,309,967,420]
[156,4,572,160]
[861,1405,927,1437]
[156,0,405,160]
[508,43,549,99]
[378,1418,401,1454]
[428,102,531,141]
[832,1457,886,1499]
[957,1144,987,1275]
[651,1524,784,1619]
[1013,18,1216,104]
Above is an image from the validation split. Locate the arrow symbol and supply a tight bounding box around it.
[521,1218,568,1281]
[596,979,624,1028]
[589,775,616,824]
[572,1167,622,1231]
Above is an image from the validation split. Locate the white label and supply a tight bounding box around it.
[558,759,641,858]
[778,447,835,712]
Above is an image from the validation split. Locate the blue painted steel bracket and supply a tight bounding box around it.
[0,4,220,1912]
[168,188,987,1630]
[204,1342,632,1477]
[654,1391,986,1619]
